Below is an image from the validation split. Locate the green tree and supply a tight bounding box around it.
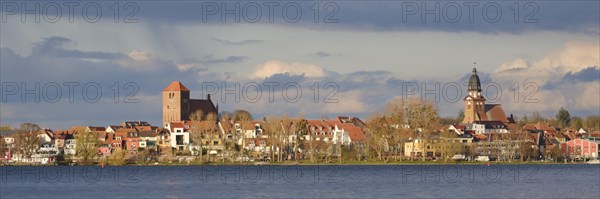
[585,115,600,130]
[0,125,11,131]
[75,127,100,165]
[556,107,571,128]
[519,114,529,125]
[108,149,127,165]
[456,110,465,124]
[531,111,544,123]
[233,109,253,121]
[0,134,5,159]
[570,116,584,130]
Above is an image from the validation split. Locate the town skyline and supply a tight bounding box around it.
[1,1,599,130]
[0,66,598,130]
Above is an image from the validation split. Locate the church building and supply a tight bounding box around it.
[462,68,514,124]
[162,81,218,127]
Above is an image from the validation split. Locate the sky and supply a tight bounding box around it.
[0,1,599,129]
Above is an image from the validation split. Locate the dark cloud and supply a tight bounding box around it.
[1,1,596,34]
[0,37,204,128]
[563,67,600,82]
[203,55,248,64]
[211,38,264,46]
[31,37,125,60]
[129,1,599,34]
[347,70,393,77]
[309,51,331,58]
[543,66,600,89]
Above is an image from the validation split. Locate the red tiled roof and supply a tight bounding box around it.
[484,104,509,123]
[164,81,190,92]
[138,131,157,137]
[588,132,600,138]
[336,122,365,141]
[88,126,106,131]
[135,126,156,132]
[169,122,189,132]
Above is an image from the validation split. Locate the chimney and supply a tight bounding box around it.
[207,94,211,100]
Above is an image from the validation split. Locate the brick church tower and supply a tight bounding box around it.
[162,81,191,127]
[162,81,218,127]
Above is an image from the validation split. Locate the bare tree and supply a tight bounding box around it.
[233,109,253,121]
[14,123,41,163]
[190,110,205,163]
[404,98,441,161]
[440,131,460,162]
[235,112,251,161]
[365,116,392,162]
[263,115,281,162]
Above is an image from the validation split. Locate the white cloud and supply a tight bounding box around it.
[489,41,600,116]
[176,63,204,71]
[323,90,367,114]
[249,60,331,79]
[493,41,599,83]
[117,50,164,72]
[575,82,600,109]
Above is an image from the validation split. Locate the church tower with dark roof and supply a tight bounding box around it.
[463,68,486,123]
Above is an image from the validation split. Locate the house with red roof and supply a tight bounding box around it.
[305,116,366,146]
[166,122,190,151]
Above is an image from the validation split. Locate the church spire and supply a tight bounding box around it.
[468,67,481,92]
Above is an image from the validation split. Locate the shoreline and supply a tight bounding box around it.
[2,161,594,166]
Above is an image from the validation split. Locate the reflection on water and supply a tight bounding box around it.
[1,164,598,198]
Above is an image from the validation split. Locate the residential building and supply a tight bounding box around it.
[166,122,190,150]
[64,139,77,155]
[560,138,600,159]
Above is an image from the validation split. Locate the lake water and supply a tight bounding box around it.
[1,164,598,198]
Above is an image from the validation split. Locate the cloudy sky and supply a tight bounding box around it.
[1,1,599,129]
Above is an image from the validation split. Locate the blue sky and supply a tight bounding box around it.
[1,1,599,129]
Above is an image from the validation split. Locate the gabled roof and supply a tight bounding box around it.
[484,104,508,123]
[87,126,106,132]
[168,122,189,132]
[115,128,137,138]
[163,81,190,92]
[336,122,365,141]
[135,125,158,132]
[138,131,157,137]
[190,99,218,117]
